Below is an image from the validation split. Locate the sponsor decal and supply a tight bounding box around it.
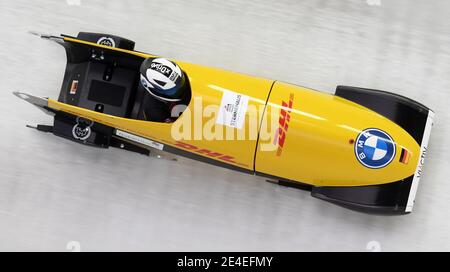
[355,128,396,169]
[70,80,79,95]
[415,146,427,179]
[174,141,247,167]
[150,62,174,78]
[216,90,249,129]
[224,103,234,112]
[275,93,294,156]
[72,117,93,140]
[97,37,116,47]
[115,130,164,150]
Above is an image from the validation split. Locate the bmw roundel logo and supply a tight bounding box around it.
[354,128,396,169]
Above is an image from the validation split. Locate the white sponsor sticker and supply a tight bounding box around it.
[216,90,249,129]
[115,130,164,150]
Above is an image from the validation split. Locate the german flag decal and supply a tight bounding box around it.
[399,148,411,164]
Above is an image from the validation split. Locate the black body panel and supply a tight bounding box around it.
[77,32,135,50]
[58,37,143,118]
[60,60,138,117]
[311,176,413,214]
[335,86,430,146]
[78,62,137,117]
[53,111,112,148]
[52,111,150,156]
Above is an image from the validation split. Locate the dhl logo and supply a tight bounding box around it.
[275,93,294,156]
[174,141,248,168]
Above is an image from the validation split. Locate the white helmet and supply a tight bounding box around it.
[140,58,186,102]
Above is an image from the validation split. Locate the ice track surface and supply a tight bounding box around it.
[0,0,450,251]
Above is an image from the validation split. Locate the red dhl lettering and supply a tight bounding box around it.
[174,141,242,165]
[197,149,222,157]
[276,93,294,156]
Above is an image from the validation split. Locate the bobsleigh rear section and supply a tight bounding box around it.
[255,83,434,214]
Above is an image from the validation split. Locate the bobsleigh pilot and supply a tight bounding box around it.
[139,57,188,122]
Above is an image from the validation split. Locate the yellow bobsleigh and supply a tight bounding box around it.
[15,32,434,214]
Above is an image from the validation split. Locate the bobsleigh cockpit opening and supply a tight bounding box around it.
[57,32,191,123]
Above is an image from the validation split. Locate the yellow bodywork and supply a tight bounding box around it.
[255,82,419,186]
[47,37,420,187]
